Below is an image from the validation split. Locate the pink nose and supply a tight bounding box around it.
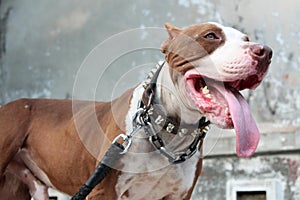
[250,44,273,61]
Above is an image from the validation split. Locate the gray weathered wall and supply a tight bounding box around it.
[194,152,300,199]
[1,0,299,124]
[0,0,299,199]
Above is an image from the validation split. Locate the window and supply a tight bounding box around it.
[237,191,266,200]
[226,179,283,200]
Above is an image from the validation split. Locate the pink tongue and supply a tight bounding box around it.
[214,84,260,157]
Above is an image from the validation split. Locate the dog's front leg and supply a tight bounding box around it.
[7,159,49,200]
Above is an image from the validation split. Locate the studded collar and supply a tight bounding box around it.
[141,62,210,139]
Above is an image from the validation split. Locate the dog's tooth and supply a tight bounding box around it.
[205,94,211,99]
[202,86,211,98]
[225,107,230,115]
[202,86,210,95]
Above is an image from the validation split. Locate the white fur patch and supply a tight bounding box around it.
[30,180,49,200]
[19,149,54,188]
[116,86,201,199]
[191,22,256,82]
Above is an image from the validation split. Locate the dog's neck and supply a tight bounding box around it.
[154,62,203,125]
[120,61,210,169]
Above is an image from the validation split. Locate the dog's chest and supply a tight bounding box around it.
[114,85,200,199]
[115,151,200,200]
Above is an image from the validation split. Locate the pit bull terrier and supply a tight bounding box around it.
[0,22,272,200]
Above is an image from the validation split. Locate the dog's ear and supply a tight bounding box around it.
[161,23,182,53]
[165,23,181,38]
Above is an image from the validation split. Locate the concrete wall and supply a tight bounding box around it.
[194,153,300,200]
[1,0,299,199]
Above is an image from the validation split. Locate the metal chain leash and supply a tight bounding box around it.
[146,116,210,164]
[113,98,210,164]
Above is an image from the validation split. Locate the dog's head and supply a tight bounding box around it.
[161,22,272,157]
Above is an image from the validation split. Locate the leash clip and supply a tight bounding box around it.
[112,134,132,154]
[113,123,142,154]
[113,106,149,154]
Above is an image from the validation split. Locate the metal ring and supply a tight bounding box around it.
[112,134,132,154]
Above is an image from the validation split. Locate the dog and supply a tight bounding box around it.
[0,22,272,200]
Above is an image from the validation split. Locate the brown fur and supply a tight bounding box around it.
[161,23,225,75]
[0,89,133,199]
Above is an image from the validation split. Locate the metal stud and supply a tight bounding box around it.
[155,115,164,125]
[191,129,202,137]
[202,126,210,133]
[147,106,154,115]
[178,128,188,137]
[166,123,175,133]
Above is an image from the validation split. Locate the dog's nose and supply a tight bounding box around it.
[250,44,273,61]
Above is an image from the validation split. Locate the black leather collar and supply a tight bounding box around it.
[141,62,210,137]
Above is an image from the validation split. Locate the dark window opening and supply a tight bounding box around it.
[237,191,266,200]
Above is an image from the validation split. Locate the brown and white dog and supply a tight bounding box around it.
[0,22,272,200]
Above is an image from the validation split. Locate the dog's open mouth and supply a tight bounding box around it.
[185,73,260,157]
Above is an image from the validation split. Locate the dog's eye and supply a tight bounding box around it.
[204,32,218,40]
